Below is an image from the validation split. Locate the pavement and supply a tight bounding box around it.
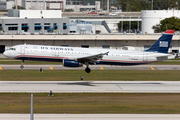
[1,81,180,93]
[0,64,180,70]
[0,114,180,120]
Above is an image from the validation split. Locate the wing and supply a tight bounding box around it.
[77,52,109,64]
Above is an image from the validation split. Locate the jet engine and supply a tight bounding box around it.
[63,59,83,67]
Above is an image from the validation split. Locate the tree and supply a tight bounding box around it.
[152,24,161,33]
[12,5,25,9]
[119,0,151,12]
[117,0,180,12]
[152,17,180,33]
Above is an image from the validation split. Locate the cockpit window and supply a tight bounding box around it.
[9,48,16,51]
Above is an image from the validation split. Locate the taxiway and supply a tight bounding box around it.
[0,81,180,93]
[0,64,180,70]
[0,114,180,120]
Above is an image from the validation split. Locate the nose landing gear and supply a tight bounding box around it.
[20,60,24,69]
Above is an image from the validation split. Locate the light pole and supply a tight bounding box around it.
[129,16,131,33]
[30,94,33,120]
[121,15,124,33]
[137,16,140,31]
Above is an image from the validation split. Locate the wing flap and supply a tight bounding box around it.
[77,52,108,63]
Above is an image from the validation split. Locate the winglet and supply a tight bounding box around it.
[165,30,175,34]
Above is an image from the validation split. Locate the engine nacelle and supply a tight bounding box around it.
[63,59,83,67]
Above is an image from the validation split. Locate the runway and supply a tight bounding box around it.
[1,81,180,93]
[0,64,180,70]
[1,114,180,120]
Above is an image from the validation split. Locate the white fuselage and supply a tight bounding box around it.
[3,44,171,65]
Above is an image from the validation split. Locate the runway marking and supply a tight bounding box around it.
[100,67,104,70]
[50,67,54,70]
[150,67,155,70]
[115,84,123,90]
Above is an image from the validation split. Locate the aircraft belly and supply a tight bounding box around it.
[98,56,156,65]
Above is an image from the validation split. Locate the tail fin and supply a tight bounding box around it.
[145,30,174,53]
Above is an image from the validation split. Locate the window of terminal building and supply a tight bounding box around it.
[81,45,89,48]
[21,23,29,32]
[61,45,68,47]
[0,45,5,53]
[53,23,58,30]
[44,23,50,25]
[8,27,18,31]
[102,45,110,49]
[63,23,67,30]
[0,24,2,30]
[44,23,51,30]
[44,26,50,30]
[5,24,18,26]
[6,24,18,31]
[34,23,42,31]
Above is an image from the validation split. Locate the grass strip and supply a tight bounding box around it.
[0,70,179,81]
[0,93,180,114]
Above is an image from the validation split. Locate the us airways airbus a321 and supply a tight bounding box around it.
[3,30,175,73]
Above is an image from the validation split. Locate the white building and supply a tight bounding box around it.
[142,10,180,34]
[19,10,62,18]
[1,0,100,12]
[23,0,65,10]
[65,1,100,12]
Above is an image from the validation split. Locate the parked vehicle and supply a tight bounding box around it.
[99,13,107,16]
[109,12,118,16]
[88,12,97,14]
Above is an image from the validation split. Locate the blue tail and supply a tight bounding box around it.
[145,30,174,53]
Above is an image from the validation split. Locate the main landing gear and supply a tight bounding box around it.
[20,60,24,69]
[85,67,91,73]
[85,62,91,73]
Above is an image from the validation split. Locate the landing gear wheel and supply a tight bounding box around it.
[85,67,91,73]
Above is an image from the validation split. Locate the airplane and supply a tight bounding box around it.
[3,30,175,73]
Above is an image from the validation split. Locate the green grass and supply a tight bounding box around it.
[150,60,180,65]
[1,93,180,114]
[0,70,180,81]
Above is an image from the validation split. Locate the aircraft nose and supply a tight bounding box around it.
[3,51,8,57]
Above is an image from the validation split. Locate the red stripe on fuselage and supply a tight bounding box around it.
[13,55,157,64]
[13,55,69,59]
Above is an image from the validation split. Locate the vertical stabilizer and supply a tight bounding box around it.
[145,30,174,53]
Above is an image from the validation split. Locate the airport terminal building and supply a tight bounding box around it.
[0,10,69,34]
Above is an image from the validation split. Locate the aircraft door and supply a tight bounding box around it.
[143,53,148,61]
[20,46,25,54]
[55,49,59,56]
